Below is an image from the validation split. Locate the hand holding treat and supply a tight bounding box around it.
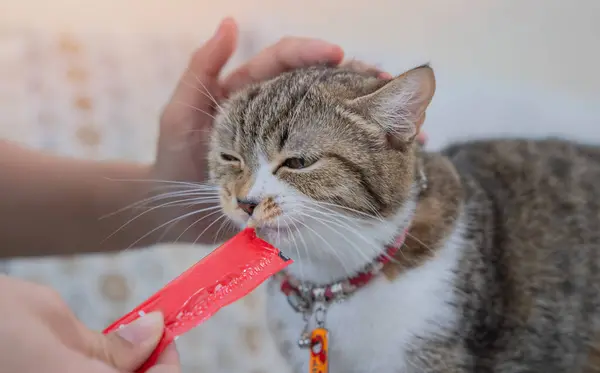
[0,275,178,373]
[103,228,292,373]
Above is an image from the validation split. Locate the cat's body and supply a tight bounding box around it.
[208,64,600,372]
[267,139,600,373]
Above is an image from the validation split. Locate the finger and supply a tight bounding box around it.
[146,343,181,373]
[50,349,119,373]
[146,364,181,373]
[146,344,181,373]
[63,358,119,373]
[155,343,180,365]
[221,37,344,95]
[168,17,238,109]
[340,59,392,79]
[188,17,238,79]
[83,312,165,372]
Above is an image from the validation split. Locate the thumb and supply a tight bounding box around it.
[86,312,165,372]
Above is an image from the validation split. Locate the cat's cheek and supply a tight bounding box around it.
[217,188,246,227]
[221,208,248,228]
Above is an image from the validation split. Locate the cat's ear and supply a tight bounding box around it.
[349,64,435,149]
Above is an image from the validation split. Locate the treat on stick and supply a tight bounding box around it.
[103,228,292,373]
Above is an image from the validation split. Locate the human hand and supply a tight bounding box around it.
[0,275,178,373]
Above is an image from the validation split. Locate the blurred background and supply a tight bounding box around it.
[0,0,598,372]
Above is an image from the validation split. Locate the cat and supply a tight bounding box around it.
[207,63,600,373]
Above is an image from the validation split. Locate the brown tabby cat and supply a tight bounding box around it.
[207,63,600,373]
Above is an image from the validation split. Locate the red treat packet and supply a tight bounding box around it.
[102,228,291,373]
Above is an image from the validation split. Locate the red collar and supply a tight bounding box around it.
[278,230,407,312]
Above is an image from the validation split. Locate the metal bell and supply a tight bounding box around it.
[297,332,312,348]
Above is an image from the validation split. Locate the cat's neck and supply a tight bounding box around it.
[282,151,466,285]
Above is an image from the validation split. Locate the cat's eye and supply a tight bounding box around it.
[282,157,311,170]
[220,153,240,163]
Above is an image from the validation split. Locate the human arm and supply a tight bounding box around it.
[0,140,155,258]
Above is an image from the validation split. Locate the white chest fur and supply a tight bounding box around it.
[265,218,466,373]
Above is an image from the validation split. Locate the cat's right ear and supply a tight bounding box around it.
[348,65,436,149]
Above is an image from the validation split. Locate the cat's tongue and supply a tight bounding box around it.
[102,228,292,373]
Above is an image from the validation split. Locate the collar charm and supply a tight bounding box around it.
[308,303,329,373]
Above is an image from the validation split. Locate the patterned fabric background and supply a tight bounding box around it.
[0,31,291,373]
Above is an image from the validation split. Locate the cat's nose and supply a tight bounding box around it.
[237,198,258,216]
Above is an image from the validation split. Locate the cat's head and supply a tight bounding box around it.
[208,64,435,249]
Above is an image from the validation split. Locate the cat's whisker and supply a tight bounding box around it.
[105,178,218,189]
[405,232,435,254]
[134,189,220,205]
[286,215,312,270]
[169,206,222,244]
[149,197,221,209]
[104,196,221,242]
[392,244,411,264]
[187,71,222,112]
[184,71,240,134]
[282,215,305,279]
[293,203,375,248]
[275,215,281,247]
[132,190,218,209]
[179,75,220,109]
[289,200,413,269]
[296,211,373,267]
[124,205,222,250]
[155,216,182,244]
[150,183,214,192]
[213,215,233,245]
[173,100,216,120]
[289,200,367,224]
[192,211,229,245]
[302,199,385,222]
[279,212,316,271]
[285,201,382,261]
[289,214,353,278]
[315,198,383,220]
[101,189,219,219]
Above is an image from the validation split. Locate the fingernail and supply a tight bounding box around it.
[117,312,164,345]
[212,17,234,41]
[211,21,225,41]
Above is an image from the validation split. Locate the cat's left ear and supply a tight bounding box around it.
[348,64,435,149]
